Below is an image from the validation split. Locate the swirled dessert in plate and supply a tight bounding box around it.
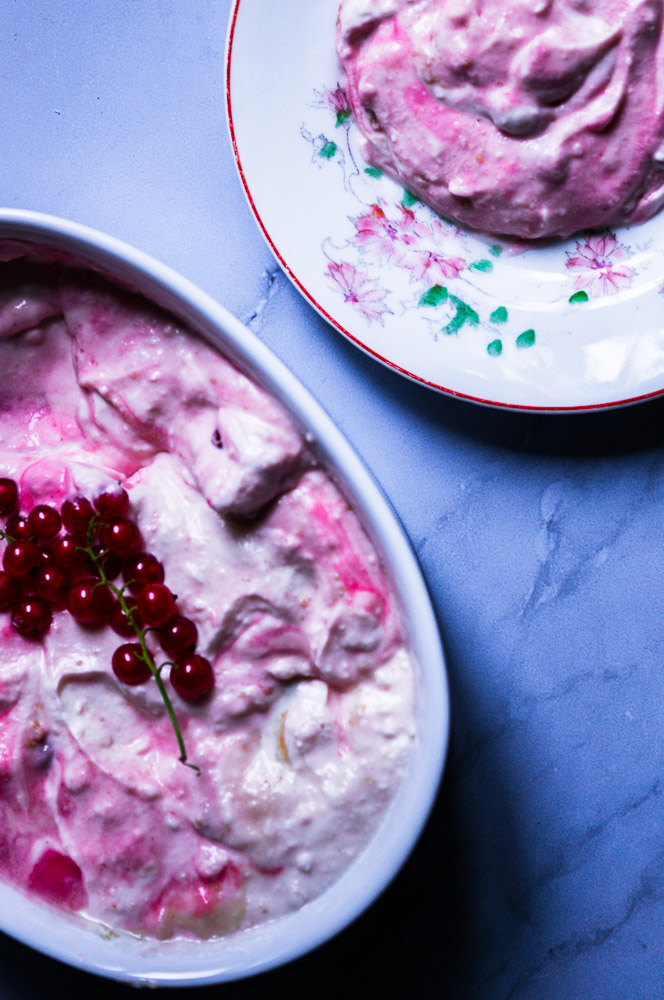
[338,0,664,238]
[227,0,664,410]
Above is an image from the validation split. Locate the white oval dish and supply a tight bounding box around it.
[226,0,664,412]
[0,208,449,986]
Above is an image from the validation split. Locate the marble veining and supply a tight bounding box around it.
[1,1,664,998]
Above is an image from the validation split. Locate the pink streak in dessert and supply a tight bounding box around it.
[337,0,664,238]
[0,250,416,939]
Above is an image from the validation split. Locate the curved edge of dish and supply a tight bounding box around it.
[0,206,450,986]
[223,0,664,415]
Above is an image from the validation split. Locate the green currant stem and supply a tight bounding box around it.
[83,520,199,775]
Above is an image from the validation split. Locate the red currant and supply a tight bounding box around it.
[5,513,31,540]
[112,643,151,685]
[34,564,70,606]
[88,546,122,581]
[60,495,95,536]
[99,518,141,556]
[94,485,129,519]
[0,478,18,517]
[36,546,55,567]
[11,597,52,638]
[67,578,113,627]
[51,534,88,571]
[3,539,42,578]
[27,505,62,541]
[170,654,214,701]
[135,583,177,628]
[110,601,142,638]
[0,571,20,611]
[122,552,164,594]
[160,615,198,657]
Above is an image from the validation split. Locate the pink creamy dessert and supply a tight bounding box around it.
[0,249,415,939]
[337,0,664,238]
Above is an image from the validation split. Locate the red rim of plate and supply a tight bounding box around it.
[225,0,664,414]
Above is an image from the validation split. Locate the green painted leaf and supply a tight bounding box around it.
[516,328,536,348]
[569,290,589,303]
[443,297,479,334]
[364,166,382,178]
[402,190,419,208]
[335,109,351,127]
[489,245,503,257]
[443,314,465,335]
[487,339,503,356]
[319,141,337,159]
[419,284,448,307]
[490,306,508,324]
[449,295,479,323]
[470,259,493,273]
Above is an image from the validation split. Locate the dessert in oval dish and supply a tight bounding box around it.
[0,247,417,941]
[337,0,664,238]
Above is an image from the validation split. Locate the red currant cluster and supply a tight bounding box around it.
[0,477,214,709]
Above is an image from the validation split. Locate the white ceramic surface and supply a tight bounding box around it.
[226,0,664,412]
[0,209,448,986]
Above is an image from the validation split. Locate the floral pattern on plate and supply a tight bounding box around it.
[304,84,644,361]
[227,0,664,409]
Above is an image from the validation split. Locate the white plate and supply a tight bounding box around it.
[226,0,664,411]
[0,209,448,985]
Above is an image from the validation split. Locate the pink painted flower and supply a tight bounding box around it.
[327,261,388,323]
[429,218,459,242]
[326,85,350,115]
[395,213,465,281]
[566,232,634,296]
[321,84,351,125]
[408,249,466,285]
[353,204,421,264]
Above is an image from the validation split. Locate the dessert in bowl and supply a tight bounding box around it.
[0,210,448,985]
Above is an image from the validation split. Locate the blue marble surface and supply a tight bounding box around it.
[2,3,664,998]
